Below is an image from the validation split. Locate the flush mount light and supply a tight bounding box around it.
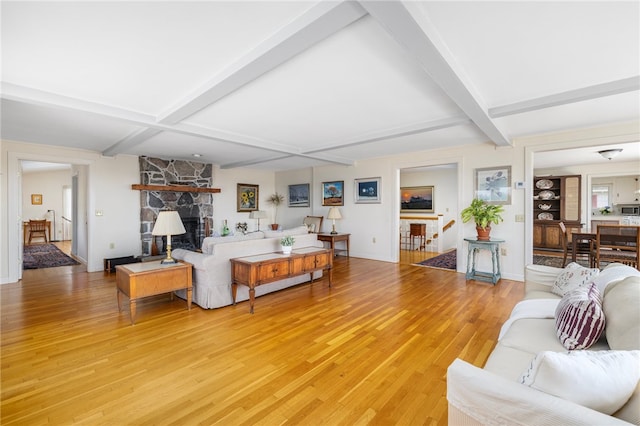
[192,153,202,158]
[598,149,623,160]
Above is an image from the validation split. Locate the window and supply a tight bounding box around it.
[592,184,612,209]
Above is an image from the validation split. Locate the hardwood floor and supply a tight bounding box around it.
[2,254,523,425]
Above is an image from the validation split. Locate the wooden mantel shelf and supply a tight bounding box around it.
[131,184,221,194]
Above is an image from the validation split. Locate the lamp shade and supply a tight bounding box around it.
[249,210,268,219]
[152,211,186,236]
[327,207,342,220]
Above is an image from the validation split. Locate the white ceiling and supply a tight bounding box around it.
[2,1,639,171]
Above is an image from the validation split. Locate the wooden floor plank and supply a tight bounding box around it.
[2,254,523,425]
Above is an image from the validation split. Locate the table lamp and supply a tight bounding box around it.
[152,211,186,264]
[249,210,268,231]
[327,207,342,234]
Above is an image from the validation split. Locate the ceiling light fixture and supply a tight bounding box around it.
[192,153,202,158]
[598,149,622,160]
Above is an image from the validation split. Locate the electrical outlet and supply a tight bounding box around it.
[501,248,507,256]
[109,243,115,249]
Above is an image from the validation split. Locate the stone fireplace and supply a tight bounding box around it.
[138,157,214,256]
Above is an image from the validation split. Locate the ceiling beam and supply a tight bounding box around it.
[360,1,511,147]
[1,83,354,165]
[157,0,368,125]
[489,76,640,118]
[304,116,470,154]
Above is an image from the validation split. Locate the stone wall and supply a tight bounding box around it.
[139,156,213,255]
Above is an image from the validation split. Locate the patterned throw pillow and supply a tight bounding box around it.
[555,282,605,350]
[551,262,599,296]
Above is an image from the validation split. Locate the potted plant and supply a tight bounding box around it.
[280,235,295,254]
[461,198,504,240]
[267,192,285,230]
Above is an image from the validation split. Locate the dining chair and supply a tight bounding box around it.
[28,219,48,244]
[558,222,592,267]
[302,216,323,234]
[591,224,639,269]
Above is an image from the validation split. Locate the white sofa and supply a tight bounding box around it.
[447,263,640,425]
[171,226,325,309]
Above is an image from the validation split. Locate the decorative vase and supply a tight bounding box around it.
[281,245,292,255]
[271,224,279,230]
[476,226,491,241]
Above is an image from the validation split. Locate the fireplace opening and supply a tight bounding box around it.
[159,217,201,253]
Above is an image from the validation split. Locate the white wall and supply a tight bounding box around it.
[212,167,275,234]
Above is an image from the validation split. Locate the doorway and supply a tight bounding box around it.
[399,163,459,266]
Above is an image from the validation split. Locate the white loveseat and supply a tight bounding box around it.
[447,263,640,425]
[171,226,324,309]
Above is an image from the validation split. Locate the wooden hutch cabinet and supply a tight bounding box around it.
[533,175,582,250]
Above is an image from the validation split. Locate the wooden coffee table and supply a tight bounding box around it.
[116,260,192,324]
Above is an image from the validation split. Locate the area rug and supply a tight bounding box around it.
[533,255,595,268]
[414,250,456,270]
[532,254,565,268]
[23,244,80,269]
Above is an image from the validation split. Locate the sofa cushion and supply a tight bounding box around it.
[263,225,309,238]
[613,380,640,424]
[519,350,640,415]
[594,263,640,294]
[555,282,605,350]
[551,262,599,297]
[603,276,640,350]
[201,231,265,255]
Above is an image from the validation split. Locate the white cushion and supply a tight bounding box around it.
[593,263,640,294]
[603,276,640,350]
[200,232,264,254]
[551,262,599,297]
[519,350,640,415]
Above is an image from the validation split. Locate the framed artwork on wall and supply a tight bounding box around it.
[354,177,381,204]
[475,166,511,205]
[31,194,43,205]
[237,183,259,212]
[400,186,434,213]
[288,183,310,207]
[322,181,344,206]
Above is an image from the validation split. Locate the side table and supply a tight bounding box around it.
[316,233,350,257]
[464,237,504,285]
[116,260,192,324]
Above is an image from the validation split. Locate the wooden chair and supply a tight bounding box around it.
[591,224,639,269]
[28,219,48,244]
[558,222,592,267]
[302,216,323,233]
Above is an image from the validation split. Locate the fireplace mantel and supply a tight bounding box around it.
[132,184,221,194]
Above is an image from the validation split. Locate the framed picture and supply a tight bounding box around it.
[237,183,259,212]
[288,183,310,207]
[400,186,434,213]
[322,181,344,206]
[475,166,511,205]
[31,194,43,205]
[354,177,381,204]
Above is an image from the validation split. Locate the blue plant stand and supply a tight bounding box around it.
[464,237,505,285]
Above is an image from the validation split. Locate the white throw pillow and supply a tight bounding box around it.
[519,350,640,415]
[551,262,599,297]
